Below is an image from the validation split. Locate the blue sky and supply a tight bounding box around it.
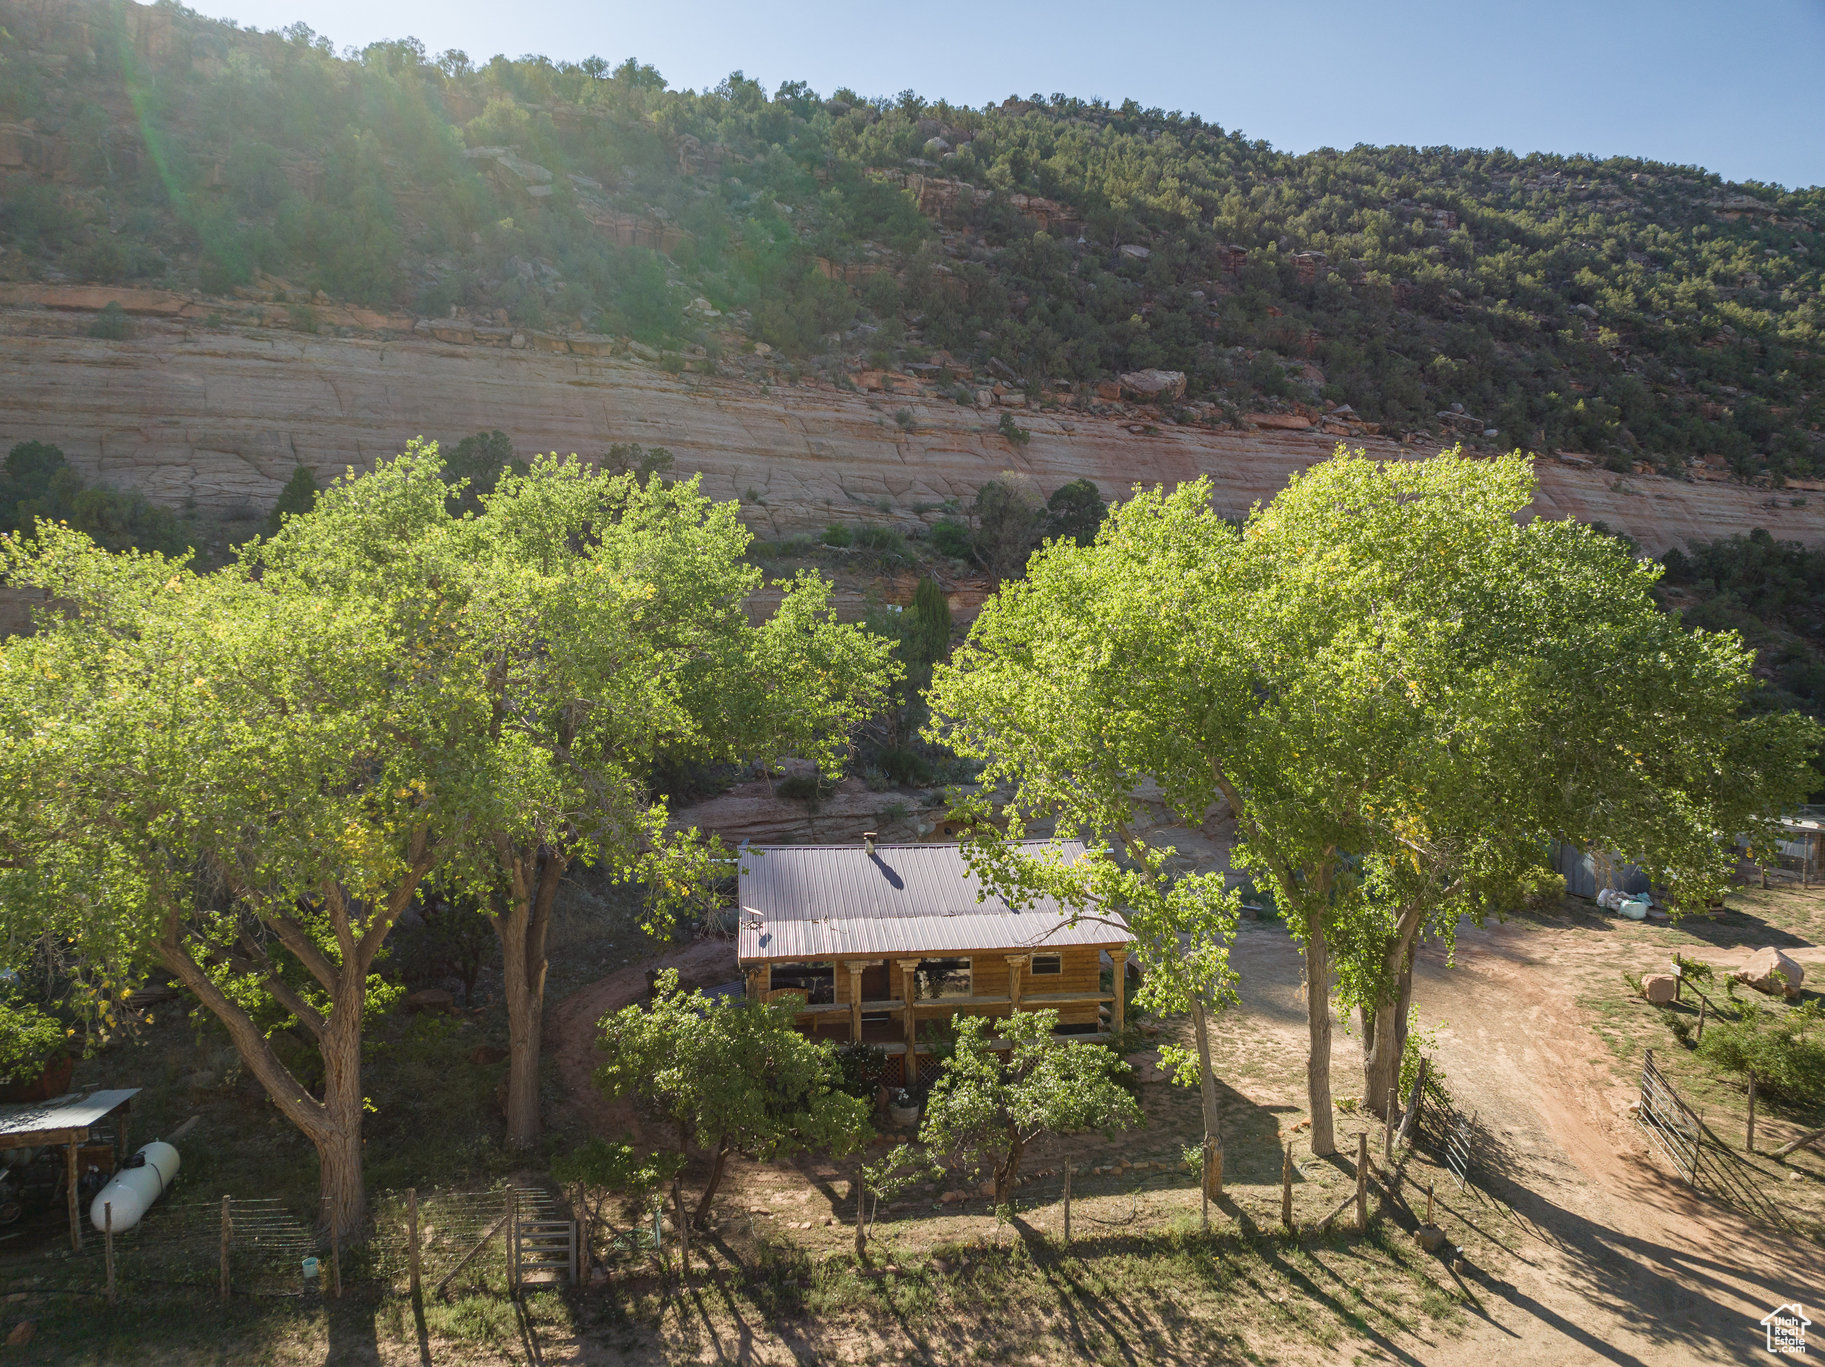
[187,0,1825,188]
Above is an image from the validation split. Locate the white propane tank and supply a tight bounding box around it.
[89,1141,179,1232]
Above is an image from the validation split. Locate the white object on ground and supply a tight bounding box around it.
[89,1141,179,1232]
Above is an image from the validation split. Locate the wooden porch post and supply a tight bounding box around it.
[65,1140,81,1252]
[1005,955,1029,1011]
[748,964,771,1001]
[846,961,866,1041]
[896,958,920,1060]
[1109,950,1128,1036]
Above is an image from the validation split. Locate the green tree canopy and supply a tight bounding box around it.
[264,464,320,535]
[595,969,872,1223]
[917,1010,1140,1205]
[930,447,1819,1155]
[242,440,897,1147]
[0,511,478,1238]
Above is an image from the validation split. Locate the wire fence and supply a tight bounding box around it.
[57,1184,533,1300]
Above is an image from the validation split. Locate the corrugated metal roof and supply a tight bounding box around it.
[736,841,1128,961]
[0,1088,139,1142]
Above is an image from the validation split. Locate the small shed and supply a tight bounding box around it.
[736,840,1131,1088]
[1551,840,1651,900]
[0,1088,139,1251]
[1776,813,1823,886]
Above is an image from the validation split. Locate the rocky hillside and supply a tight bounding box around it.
[1,0,1822,492]
[2,285,1821,565]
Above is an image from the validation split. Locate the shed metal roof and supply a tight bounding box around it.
[0,1088,139,1143]
[736,841,1128,961]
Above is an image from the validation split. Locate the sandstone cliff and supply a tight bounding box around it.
[3,301,1822,556]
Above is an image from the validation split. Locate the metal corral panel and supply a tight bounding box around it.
[737,841,1128,961]
[1551,840,1651,899]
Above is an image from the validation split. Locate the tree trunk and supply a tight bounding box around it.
[1189,995,1223,1194]
[994,1130,1025,1206]
[1359,900,1426,1119]
[314,964,372,1244]
[692,1141,730,1226]
[1361,945,1416,1121]
[157,929,374,1244]
[853,1159,868,1264]
[1304,911,1336,1157]
[496,851,565,1149]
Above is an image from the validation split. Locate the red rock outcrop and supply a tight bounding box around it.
[1,310,1821,556]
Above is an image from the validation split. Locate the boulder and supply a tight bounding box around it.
[6,1321,34,1348]
[1246,412,1314,431]
[1118,369,1187,401]
[1641,973,1678,1004]
[1734,947,1804,999]
[1414,1226,1447,1253]
[404,987,455,1014]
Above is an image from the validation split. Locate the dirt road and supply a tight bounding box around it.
[1357,919,1820,1366]
[545,939,738,1141]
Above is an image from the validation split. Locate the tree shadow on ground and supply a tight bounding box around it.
[1464,1147,1822,1366]
[322,1295,383,1365]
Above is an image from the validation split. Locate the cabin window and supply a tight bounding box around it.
[914,957,973,1001]
[1030,954,1062,976]
[770,961,835,1005]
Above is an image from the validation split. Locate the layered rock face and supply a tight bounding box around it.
[3,316,1823,555]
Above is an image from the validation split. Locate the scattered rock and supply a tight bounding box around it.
[1414,1225,1447,1252]
[977,1180,996,1198]
[1118,243,1151,260]
[404,988,455,1014]
[1735,947,1804,998]
[6,1321,34,1348]
[939,1189,968,1204]
[1641,973,1679,1004]
[1117,368,1187,401]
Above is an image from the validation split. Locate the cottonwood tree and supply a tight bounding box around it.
[917,1010,1139,1205]
[251,443,896,1148]
[0,503,477,1239]
[594,970,872,1223]
[931,448,1818,1156]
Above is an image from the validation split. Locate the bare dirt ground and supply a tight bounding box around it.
[533,884,1825,1366]
[546,938,740,1143]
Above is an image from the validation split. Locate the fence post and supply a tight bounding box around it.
[1062,1163,1071,1243]
[1424,1182,1434,1226]
[103,1202,115,1306]
[219,1196,231,1303]
[1747,1077,1757,1153]
[1281,1143,1293,1231]
[408,1187,422,1301]
[1696,997,1707,1045]
[1199,1145,1209,1233]
[1355,1132,1368,1233]
[506,1188,517,1294]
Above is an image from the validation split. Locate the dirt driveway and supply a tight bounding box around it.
[1384,917,1821,1366]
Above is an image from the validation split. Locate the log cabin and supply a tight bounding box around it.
[736,838,1132,1088]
